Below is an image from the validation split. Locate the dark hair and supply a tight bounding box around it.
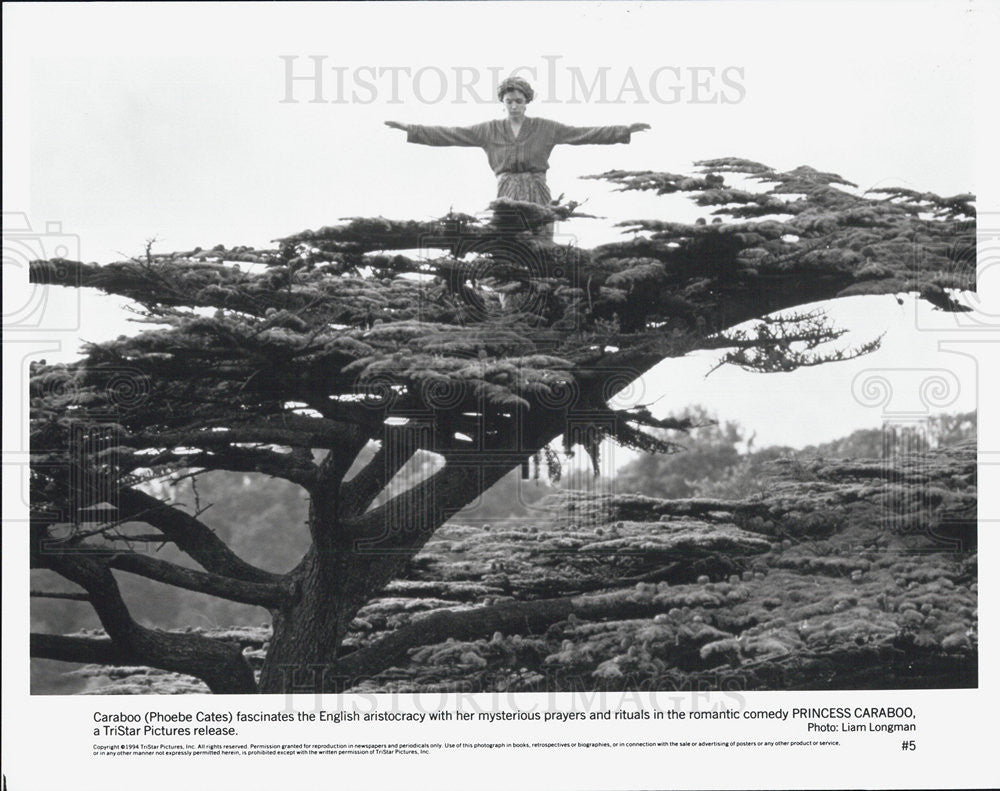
[497,76,534,103]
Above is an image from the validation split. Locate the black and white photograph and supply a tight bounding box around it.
[3,1,997,789]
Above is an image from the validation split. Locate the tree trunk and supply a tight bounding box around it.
[256,504,418,693]
[258,544,352,693]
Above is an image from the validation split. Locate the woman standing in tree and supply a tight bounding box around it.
[385,76,650,217]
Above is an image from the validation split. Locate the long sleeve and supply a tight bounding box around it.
[551,122,631,146]
[403,117,630,177]
[406,122,490,147]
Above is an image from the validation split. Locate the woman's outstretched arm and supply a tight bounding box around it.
[552,121,650,146]
[385,120,490,147]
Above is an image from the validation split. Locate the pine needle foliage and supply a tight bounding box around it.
[27,159,975,693]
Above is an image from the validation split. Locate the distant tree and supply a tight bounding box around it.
[615,405,746,499]
[927,411,977,447]
[28,159,974,693]
[795,412,976,462]
[672,411,977,501]
[455,468,560,521]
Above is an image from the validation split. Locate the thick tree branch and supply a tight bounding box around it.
[129,414,361,453]
[347,458,514,551]
[35,550,257,694]
[107,553,292,608]
[117,488,278,584]
[29,259,294,316]
[332,591,673,690]
[118,446,317,487]
[38,552,135,642]
[607,495,772,522]
[31,633,137,665]
[299,391,393,427]
[338,429,422,518]
[344,400,582,556]
[314,423,369,491]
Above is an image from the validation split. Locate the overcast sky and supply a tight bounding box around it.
[5,0,995,450]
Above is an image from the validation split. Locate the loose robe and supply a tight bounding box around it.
[407,117,631,236]
[406,117,631,183]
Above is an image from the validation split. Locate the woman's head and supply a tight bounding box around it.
[497,76,534,116]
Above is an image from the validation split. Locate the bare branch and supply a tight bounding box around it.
[105,533,170,543]
[31,633,137,666]
[107,553,292,608]
[34,550,257,693]
[313,423,369,492]
[30,590,90,601]
[338,429,421,518]
[116,488,279,583]
[347,459,513,551]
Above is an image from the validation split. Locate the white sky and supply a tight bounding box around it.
[4,0,996,450]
